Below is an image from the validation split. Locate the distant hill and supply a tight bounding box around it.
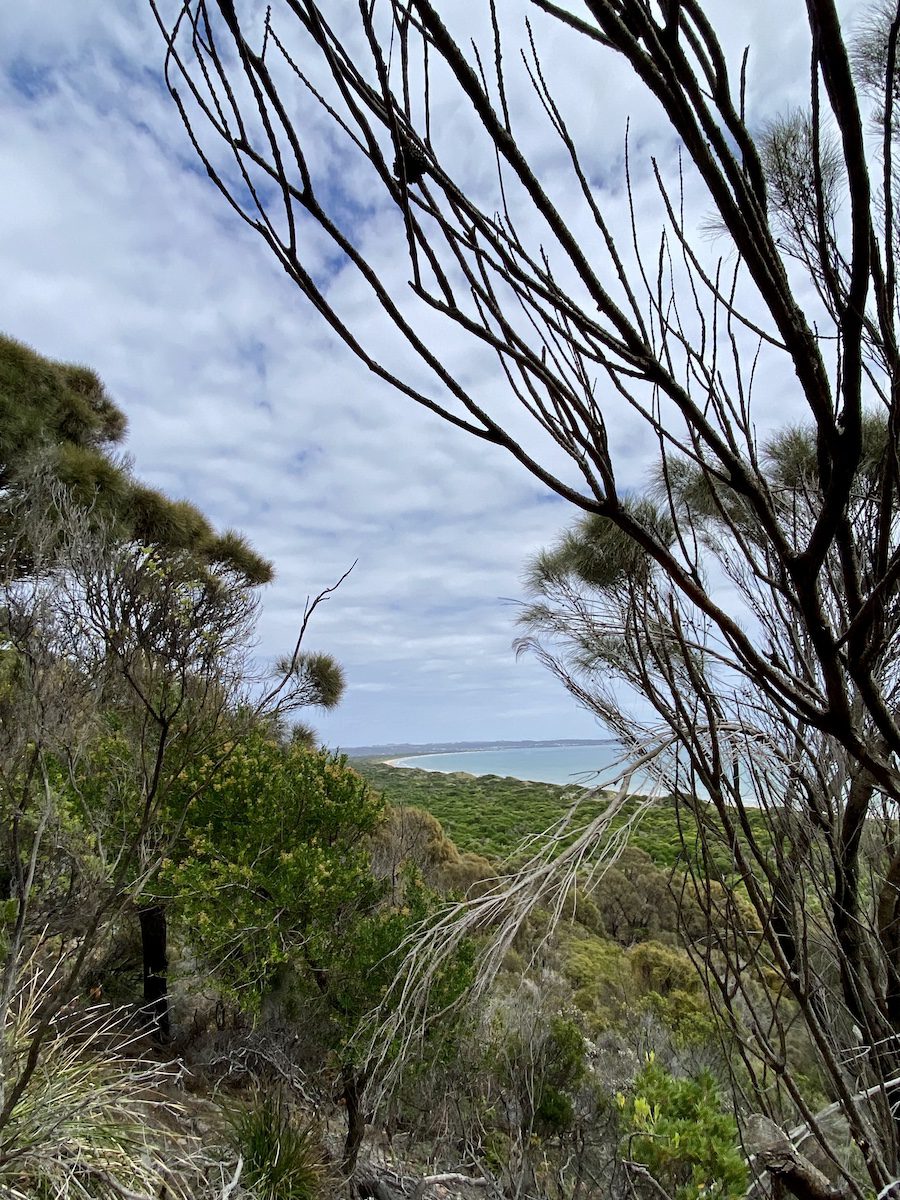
[342,737,615,758]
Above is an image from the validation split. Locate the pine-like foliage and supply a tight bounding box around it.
[0,333,273,587]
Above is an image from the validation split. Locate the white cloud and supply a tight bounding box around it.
[0,0,856,746]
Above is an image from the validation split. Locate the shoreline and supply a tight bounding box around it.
[373,752,604,790]
[380,756,480,775]
[365,746,694,797]
[381,751,475,767]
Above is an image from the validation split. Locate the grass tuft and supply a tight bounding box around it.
[0,957,189,1200]
[230,1092,326,1200]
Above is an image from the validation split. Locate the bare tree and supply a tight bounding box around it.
[517,424,900,1198]
[150,0,900,1194]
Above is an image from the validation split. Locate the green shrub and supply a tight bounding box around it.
[560,927,630,1029]
[640,988,717,1046]
[628,941,699,996]
[533,1016,586,1135]
[621,1056,746,1200]
[354,762,769,882]
[535,1085,575,1133]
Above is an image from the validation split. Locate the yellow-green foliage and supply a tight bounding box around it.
[621,1056,747,1200]
[629,941,699,995]
[354,761,767,876]
[560,927,714,1043]
[359,769,722,1045]
[562,925,628,1021]
[163,736,475,1056]
[628,943,715,1044]
[164,736,386,1002]
[441,849,498,895]
[355,763,580,861]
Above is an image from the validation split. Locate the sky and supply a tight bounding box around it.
[0,1,856,748]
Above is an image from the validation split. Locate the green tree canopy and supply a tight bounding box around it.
[0,333,271,586]
[163,734,387,1000]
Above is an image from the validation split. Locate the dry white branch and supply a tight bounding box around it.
[362,740,673,1097]
[219,1155,243,1200]
[413,1171,490,1200]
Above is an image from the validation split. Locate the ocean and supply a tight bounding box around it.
[389,742,658,789]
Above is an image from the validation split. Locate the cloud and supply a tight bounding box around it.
[0,0,847,747]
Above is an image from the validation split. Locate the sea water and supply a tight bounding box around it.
[389,743,659,789]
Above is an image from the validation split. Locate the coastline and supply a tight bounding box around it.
[382,750,475,767]
[374,744,624,789]
[380,756,481,776]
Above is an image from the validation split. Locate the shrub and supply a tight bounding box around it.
[628,941,699,997]
[621,1056,746,1200]
[533,1016,586,1135]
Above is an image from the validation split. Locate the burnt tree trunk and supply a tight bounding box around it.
[138,903,170,1040]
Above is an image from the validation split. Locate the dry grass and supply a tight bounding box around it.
[0,957,195,1200]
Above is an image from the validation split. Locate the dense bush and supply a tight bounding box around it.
[355,762,767,878]
[164,736,385,1002]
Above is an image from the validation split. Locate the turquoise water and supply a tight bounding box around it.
[390,743,656,788]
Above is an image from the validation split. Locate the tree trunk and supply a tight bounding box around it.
[138,903,170,1040]
[341,1063,367,1174]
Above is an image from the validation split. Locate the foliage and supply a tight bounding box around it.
[0,332,272,583]
[163,735,385,1001]
[157,0,900,1186]
[527,498,675,593]
[560,926,716,1046]
[164,735,474,1170]
[628,942,700,997]
[621,1057,747,1200]
[0,334,125,489]
[354,762,584,861]
[355,762,767,877]
[229,1093,325,1200]
[591,847,681,945]
[0,491,276,1129]
[0,378,346,1144]
[461,985,594,1196]
[532,1015,587,1135]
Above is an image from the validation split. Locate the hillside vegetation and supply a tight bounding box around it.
[354,760,767,877]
